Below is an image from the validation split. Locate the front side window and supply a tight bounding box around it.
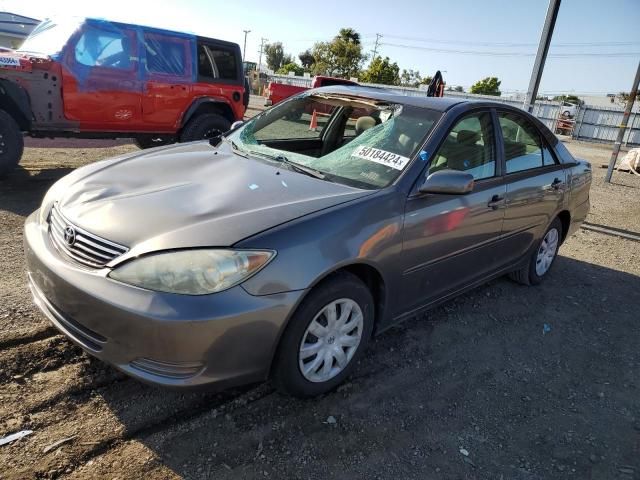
[499,112,544,174]
[227,94,441,189]
[74,26,133,69]
[198,44,238,81]
[429,112,496,181]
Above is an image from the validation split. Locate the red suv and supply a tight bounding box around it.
[0,18,247,176]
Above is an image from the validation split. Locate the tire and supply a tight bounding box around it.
[0,109,24,177]
[180,113,231,143]
[509,218,563,286]
[134,136,173,149]
[273,272,375,398]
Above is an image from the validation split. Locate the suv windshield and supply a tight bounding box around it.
[227,93,441,189]
[18,18,83,56]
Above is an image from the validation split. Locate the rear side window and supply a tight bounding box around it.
[498,112,544,173]
[75,27,133,69]
[197,43,238,81]
[143,33,189,76]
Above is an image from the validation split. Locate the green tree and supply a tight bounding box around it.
[399,69,422,87]
[420,75,433,86]
[454,85,464,92]
[470,77,502,96]
[298,49,314,69]
[311,28,366,78]
[277,62,304,76]
[265,42,292,71]
[552,94,583,105]
[360,56,400,85]
[617,91,640,103]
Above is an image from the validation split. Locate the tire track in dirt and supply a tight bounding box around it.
[0,324,58,350]
[0,379,273,479]
[0,335,86,383]
[0,361,127,426]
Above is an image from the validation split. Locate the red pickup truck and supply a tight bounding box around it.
[263,75,358,106]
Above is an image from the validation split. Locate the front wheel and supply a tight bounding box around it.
[0,109,24,177]
[509,218,562,285]
[273,272,374,398]
[180,113,230,143]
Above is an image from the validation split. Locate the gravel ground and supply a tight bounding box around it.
[1,100,639,479]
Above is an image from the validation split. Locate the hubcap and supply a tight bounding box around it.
[298,298,363,383]
[536,227,559,276]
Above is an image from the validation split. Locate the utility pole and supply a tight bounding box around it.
[605,60,640,183]
[371,33,382,62]
[258,37,268,72]
[524,0,561,113]
[242,29,251,62]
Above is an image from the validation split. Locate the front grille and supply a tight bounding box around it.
[49,204,128,268]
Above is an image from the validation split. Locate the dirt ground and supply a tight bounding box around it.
[1,98,639,479]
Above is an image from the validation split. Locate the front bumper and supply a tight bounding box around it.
[23,211,305,388]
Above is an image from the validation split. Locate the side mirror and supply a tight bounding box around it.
[418,169,475,195]
[230,120,245,130]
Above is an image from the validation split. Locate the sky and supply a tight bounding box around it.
[5,0,639,95]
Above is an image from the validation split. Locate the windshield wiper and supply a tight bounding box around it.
[211,135,249,158]
[249,151,326,180]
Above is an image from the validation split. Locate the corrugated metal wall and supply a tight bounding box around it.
[266,74,639,146]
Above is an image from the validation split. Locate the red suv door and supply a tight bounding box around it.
[62,22,142,130]
[140,31,194,131]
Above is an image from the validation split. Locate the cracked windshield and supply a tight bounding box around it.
[228,94,441,189]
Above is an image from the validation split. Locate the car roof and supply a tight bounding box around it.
[311,85,466,112]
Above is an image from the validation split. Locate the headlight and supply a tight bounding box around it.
[108,249,275,295]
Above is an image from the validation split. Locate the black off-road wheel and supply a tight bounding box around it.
[509,218,563,286]
[272,272,375,398]
[0,109,24,177]
[180,113,231,143]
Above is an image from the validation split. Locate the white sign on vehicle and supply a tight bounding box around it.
[0,56,20,67]
[351,146,410,171]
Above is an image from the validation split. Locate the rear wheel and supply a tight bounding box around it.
[180,113,230,143]
[0,109,24,177]
[273,272,374,398]
[509,218,562,285]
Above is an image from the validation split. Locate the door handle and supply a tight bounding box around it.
[488,194,506,210]
[550,178,565,190]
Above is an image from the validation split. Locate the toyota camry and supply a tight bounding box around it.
[24,87,592,397]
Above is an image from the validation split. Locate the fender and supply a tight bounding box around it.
[0,78,32,129]
[179,97,234,128]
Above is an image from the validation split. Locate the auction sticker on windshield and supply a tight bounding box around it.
[351,146,410,170]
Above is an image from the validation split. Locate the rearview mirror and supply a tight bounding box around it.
[419,169,475,195]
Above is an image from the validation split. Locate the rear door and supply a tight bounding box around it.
[401,109,507,311]
[140,30,194,130]
[497,110,566,264]
[62,22,142,130]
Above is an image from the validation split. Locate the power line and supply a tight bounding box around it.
[380,42,640,57]
[379,34,640,48]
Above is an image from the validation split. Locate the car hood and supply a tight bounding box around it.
[56,141,372,254]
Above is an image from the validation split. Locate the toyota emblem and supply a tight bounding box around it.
[63,226,76,247]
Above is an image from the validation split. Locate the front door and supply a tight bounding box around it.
[401,110,507,313]
[62,22,142,130]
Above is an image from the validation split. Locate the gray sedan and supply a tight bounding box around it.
[24,87,592,397]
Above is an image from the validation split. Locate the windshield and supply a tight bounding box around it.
[227,93,441,189]
[18,18,83,57]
